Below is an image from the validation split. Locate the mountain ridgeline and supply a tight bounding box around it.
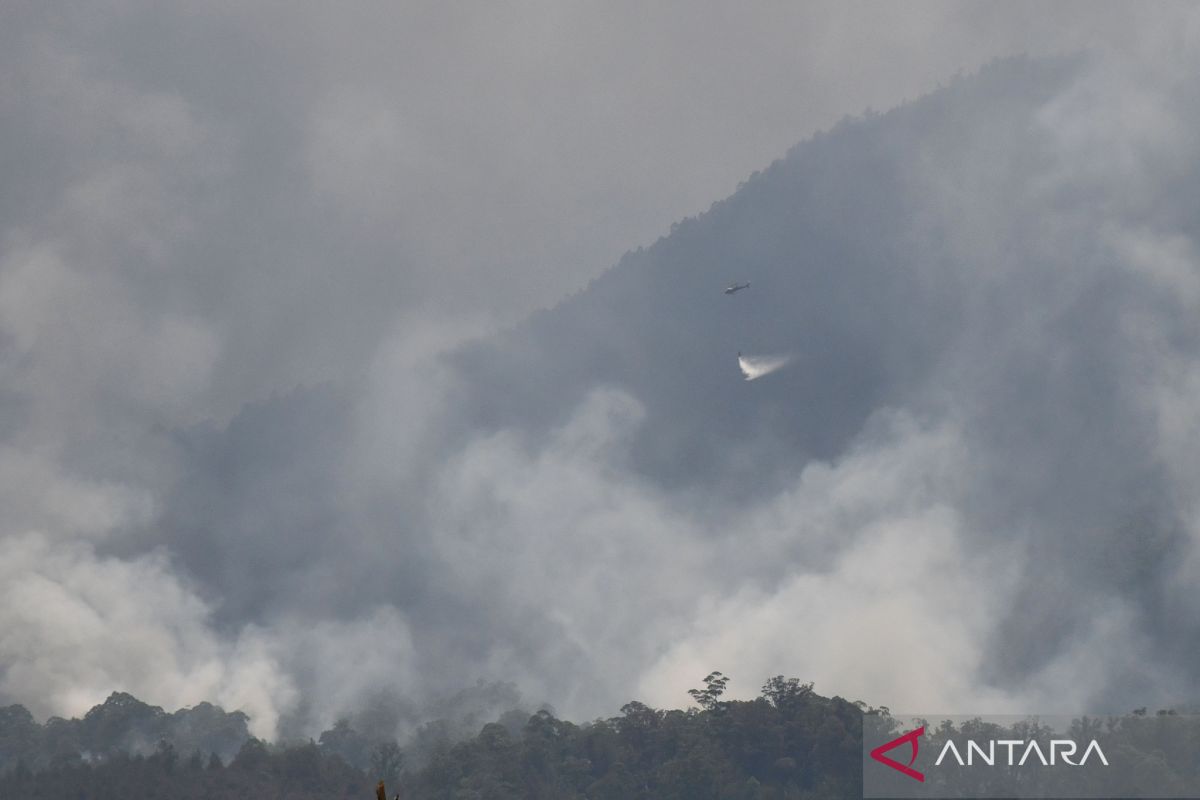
[148,51,1199,734]
[445,55,1080,497]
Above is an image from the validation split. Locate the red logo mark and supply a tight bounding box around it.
[870,726,925,782]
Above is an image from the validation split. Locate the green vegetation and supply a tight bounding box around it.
[0,692,252,773]
[3,677,1196,799]
[0,675,863,799]
[0,736,369,800]
[404,675,862,799]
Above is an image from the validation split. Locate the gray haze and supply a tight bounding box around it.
[2,2,1200,740]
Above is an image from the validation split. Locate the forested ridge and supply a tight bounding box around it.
[3,676,1195,798]
[0,674,863,799]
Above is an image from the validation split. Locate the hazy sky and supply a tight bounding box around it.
[2,2,1199,740]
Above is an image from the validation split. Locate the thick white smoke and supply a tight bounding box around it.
[4,2,1200,740]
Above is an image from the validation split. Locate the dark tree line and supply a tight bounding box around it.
[0,692,253,773]
[403,675,862,799]
[0,675,863,799]
[0,736,370,800]
[5,676,1193,799]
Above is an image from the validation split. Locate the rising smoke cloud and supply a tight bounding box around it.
[3,2,1200,743]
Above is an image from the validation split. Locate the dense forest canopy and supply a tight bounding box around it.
[0,676,859,799]
[2,677,1195,799]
